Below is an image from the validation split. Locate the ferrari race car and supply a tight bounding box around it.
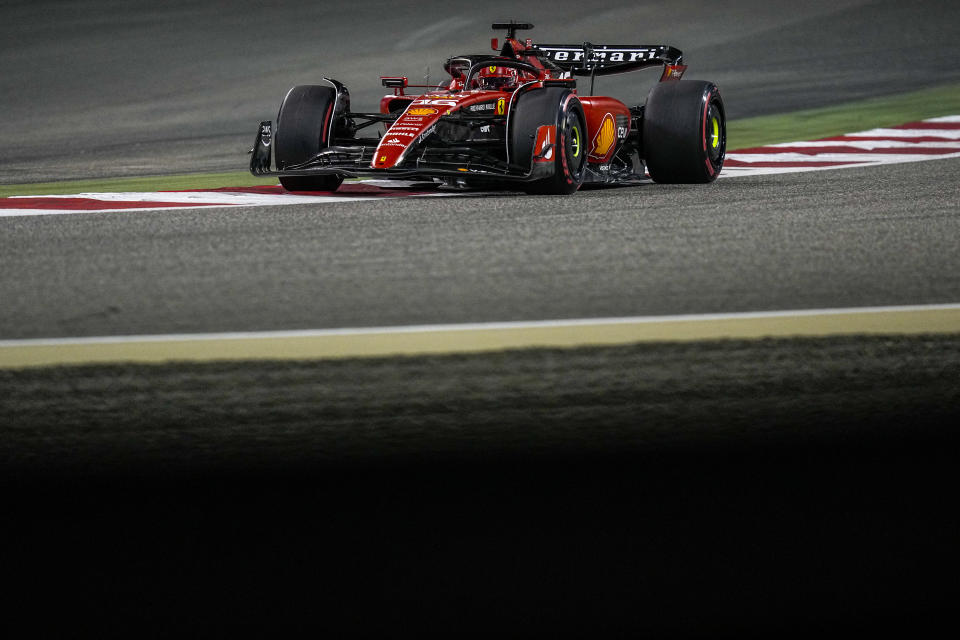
[250,21,725,195]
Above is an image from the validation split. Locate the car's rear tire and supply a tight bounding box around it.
[642,80,725,183]
[275,85,344,192]
[510,87,587,195]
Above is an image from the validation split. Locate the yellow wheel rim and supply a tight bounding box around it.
[571,125,581,158]
[710,117,720,149]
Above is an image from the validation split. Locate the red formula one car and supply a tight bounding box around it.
[250,21,725,195]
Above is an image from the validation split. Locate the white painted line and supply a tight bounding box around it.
[761,140,960,150]
[3,303,959,348]
[8,192,367,205]
[0,207,217,218]
[0,180,462,218]
[726,151,960,163]
[719,165,873,177]
[3,303,959,368]
[844,128,960,139]
[0,196,392,218]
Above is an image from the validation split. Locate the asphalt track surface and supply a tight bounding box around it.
[3,1,959,635]
[1,158,958,339]
[1,157,959,343]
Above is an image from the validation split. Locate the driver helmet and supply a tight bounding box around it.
[477,65,519,90]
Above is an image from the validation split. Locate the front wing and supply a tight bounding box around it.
[250,120,555,184]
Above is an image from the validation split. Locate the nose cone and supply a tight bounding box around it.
[372,101,451,169]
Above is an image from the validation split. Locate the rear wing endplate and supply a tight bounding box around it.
[534,43,683,76]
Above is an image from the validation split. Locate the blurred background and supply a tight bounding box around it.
[2,0,959,181]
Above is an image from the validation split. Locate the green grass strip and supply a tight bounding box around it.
[727,82,960,149]
[2,83,959,197]
[0,171,278,198]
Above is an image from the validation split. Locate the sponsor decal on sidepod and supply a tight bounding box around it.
[590,113,616,160]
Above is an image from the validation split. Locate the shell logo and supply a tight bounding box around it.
[590,113,616,160]
[408,107,438,116]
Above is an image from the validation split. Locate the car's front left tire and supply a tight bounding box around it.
[275,85,345,192]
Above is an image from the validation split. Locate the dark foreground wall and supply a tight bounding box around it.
[3,335,958,634]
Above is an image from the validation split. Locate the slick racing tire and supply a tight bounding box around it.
[275,85,344,192]
[642,80,725,183]
[510,87,587,195]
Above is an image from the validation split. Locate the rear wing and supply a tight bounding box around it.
[533,43,683,76]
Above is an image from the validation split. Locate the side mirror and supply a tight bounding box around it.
[380,76,408,96]
[491,38,498,51]
[380,77,408,89]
